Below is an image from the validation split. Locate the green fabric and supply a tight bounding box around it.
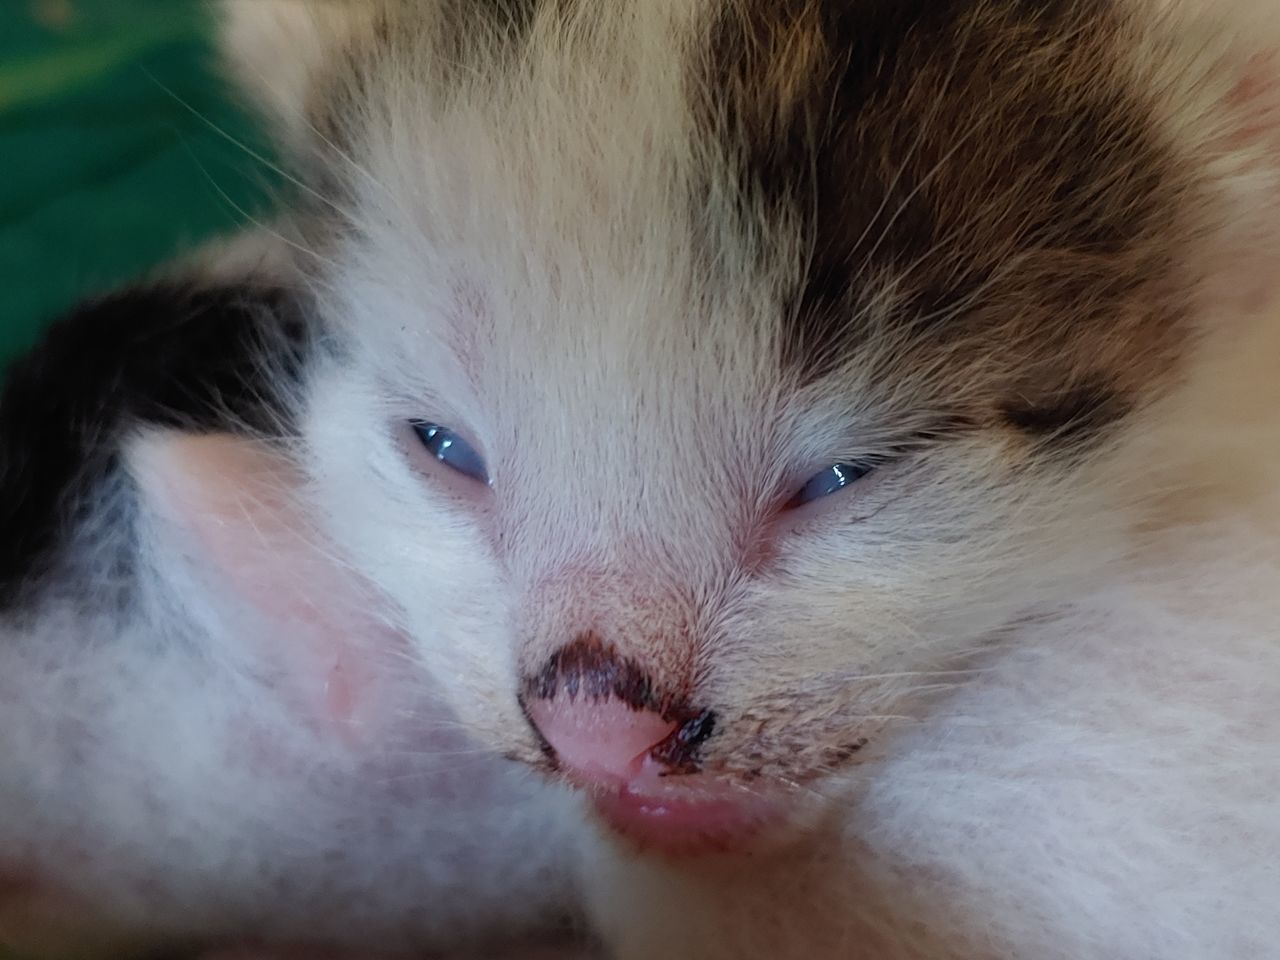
[0,0,278,366]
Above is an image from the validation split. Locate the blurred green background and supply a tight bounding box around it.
[0,0,277,367]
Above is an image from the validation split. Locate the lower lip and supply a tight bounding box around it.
[590,784,783,856]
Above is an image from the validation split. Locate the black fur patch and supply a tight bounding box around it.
[0,283,308,610]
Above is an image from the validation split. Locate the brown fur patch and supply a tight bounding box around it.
[698,0,1195,450]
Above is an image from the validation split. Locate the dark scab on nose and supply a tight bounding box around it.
[650,709,718,774]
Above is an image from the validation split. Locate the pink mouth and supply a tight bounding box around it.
[586,772,783,856]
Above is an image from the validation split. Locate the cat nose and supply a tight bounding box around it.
[524,695,677,782]
[521,634,680,782]
[521,635,778,856]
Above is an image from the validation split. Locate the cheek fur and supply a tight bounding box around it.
[301,371,532,747]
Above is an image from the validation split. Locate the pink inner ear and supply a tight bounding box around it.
[130,432,395,743]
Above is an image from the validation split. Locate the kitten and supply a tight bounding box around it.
[4,1,1280,957]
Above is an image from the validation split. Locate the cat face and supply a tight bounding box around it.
[222,0,1280,809]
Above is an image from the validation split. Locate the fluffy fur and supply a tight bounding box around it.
[3,1,1280,958]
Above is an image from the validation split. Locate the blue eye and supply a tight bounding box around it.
[789,462,874,508]
[411,421,490,484]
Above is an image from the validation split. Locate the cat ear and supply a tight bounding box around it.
[130,432,398,744]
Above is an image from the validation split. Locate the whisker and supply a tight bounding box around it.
[176,139,339,270]
[141,67,360,225]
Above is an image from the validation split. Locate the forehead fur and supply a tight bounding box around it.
[236,0,1223,454]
